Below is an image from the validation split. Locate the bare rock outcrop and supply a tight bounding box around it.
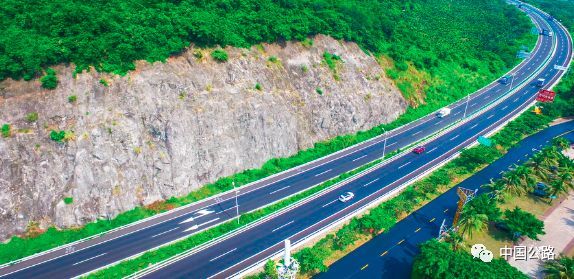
[0,35,407,239]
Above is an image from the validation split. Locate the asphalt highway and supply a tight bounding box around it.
[0,1,570,278]
[136,3,572,278]
[316,120,574,279]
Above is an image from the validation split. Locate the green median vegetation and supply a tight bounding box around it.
[0,0,541,265]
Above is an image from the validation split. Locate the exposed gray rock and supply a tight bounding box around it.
[0,35,407,240]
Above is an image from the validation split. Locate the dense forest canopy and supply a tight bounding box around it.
[1,0,532,81]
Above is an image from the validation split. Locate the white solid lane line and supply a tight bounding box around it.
[427,147,438,153]
[315,169,332,177]
[272,221,295,233]
[322,199,338,208]
[152,228,179,238]
[398,162,411,169]
[269,185,290,195]
[73,253,107,266]
[450,135,459,141]
[352,155,368,162]
[364,178,379,186]
[209,248,237,262]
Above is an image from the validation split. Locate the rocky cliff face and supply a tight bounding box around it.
[0,35,407,240]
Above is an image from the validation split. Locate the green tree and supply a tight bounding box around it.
[211,49,228,62]
[503,207,545,240]
[543,256,574,279]
[458,212,488,239]
[501,170,527,197]
[295,247,328,274]
[40,68,58,89]
[263,260,278,279]
[463,194,501,222]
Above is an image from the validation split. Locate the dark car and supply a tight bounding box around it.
[413,146,426,154]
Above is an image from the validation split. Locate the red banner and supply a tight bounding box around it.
[536,89,556,102]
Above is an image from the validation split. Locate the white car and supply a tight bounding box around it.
[339,192,355,202]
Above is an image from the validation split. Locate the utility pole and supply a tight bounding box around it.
[234,182,240,224]
[382,127,387,159]
[463,92,470,119]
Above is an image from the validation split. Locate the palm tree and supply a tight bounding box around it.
[549,180,568,203]
[484,179,508,202]
[552,137,571,150]
[444,231,464,251]
[501,171,526,197]
[543,256,574,279]
[458,212,488,239]
[515,165,535,188]
[530,154,551,180]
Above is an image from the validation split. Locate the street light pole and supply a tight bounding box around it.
[382,128,387,159]
[233,182,239,224]
[463,92,470,119]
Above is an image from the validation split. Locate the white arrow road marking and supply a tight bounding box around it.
[151,227,179,238]
[209,248,237,262]
[196,209,215,216]
[179,216,195,224]
[272,221,295,233]
[73,253,107,266]
[184,218,220,232]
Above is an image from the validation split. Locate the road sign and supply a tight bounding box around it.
[477,136,493,147]
[554,64,568,71]
[536,89,556,102]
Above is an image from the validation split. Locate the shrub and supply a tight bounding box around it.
[1,124,11,138]
[68,95,77,103]
[40,68,58,89]
[316,88,323,95]
[25,112,39,123]
[211,49,228,62]
[193,50,203,59]
[254,83,262,91]
[99,79,109,87]
[268,56,278,63]
[63,197,73,204]
[50,130,66,142]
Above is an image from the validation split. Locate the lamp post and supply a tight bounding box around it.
[233,182,239,224]
[463,92,470,119]
[382,127,387,159]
